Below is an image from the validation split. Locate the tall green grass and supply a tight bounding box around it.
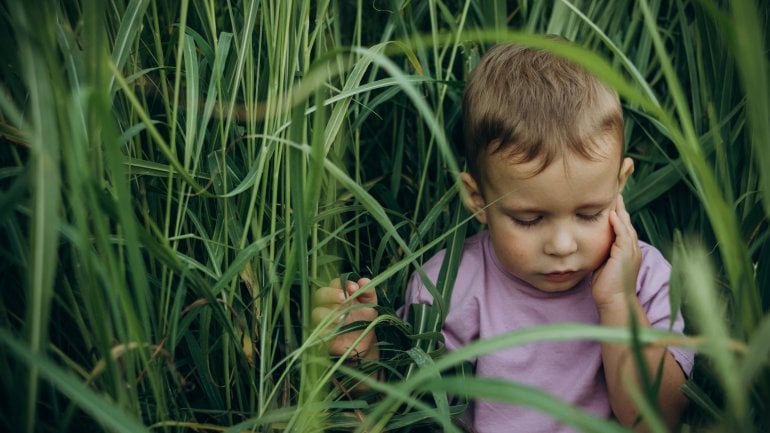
[0,0,767,432]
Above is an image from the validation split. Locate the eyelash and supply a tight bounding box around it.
[512,217,542,227]
[578,211,604,222]
[511,212,604,227]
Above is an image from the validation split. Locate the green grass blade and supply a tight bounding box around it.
[0,330,150,433]
[741,312,770,388]
[423,376,634,433]
[673,236,750,429]
[109,0,151,95]
[729,0,770,218]
[10,4,62,430]
[639,0,761,334]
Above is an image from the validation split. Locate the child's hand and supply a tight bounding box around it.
[311,277,380,361]
[591,194,642,312]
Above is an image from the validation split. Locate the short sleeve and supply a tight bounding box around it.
[397,241,483,352]
[397,254,445,321]
[637,242,694,377]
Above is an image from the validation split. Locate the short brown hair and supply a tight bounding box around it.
[462,42,624,180]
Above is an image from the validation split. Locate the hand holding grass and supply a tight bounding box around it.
[312,277,380,363]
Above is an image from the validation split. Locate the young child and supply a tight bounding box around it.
[313,42,692,432]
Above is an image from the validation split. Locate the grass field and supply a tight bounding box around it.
[0,0,768,432]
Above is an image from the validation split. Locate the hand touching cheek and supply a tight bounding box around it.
[591,195,642,312]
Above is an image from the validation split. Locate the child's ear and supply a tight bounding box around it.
[617,157,634,192]
[460,172,488,224]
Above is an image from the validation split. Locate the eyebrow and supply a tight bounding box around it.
[501,199,613,214]
[575,200,614,211]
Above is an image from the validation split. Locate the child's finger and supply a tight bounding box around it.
[610,213,633,251]
[610,197,628,232]
[616,196,638,243]
[609,196,641,268]
[314,285,346,307]
[341,277,377,303]
[311,305,341,327]
[608,210,623,244]
[616,195,633,226]
[354,277,377,304]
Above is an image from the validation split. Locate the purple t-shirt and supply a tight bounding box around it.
[402,231,693,433]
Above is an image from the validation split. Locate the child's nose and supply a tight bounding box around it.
[543,225,578,257]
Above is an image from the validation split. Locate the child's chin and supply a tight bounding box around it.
[535,284,578,293]
[534,276,583,292]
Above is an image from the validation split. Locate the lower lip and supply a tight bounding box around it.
[544,272,577,283]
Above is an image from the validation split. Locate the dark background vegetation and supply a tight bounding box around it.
[0,0,768,432]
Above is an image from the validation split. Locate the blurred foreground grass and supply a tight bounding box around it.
[0,0,768,432]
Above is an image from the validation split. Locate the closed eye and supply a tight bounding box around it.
[512,216,543,227]
[577,211,604,222]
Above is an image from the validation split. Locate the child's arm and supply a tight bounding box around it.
[592,195,688,431]
[312,277,380,364]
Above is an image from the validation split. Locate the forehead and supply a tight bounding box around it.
[485,123,623,172]
[484,118,624,174]
[481,149,620,209]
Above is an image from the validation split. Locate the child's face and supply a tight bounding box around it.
[462,139,634,293]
